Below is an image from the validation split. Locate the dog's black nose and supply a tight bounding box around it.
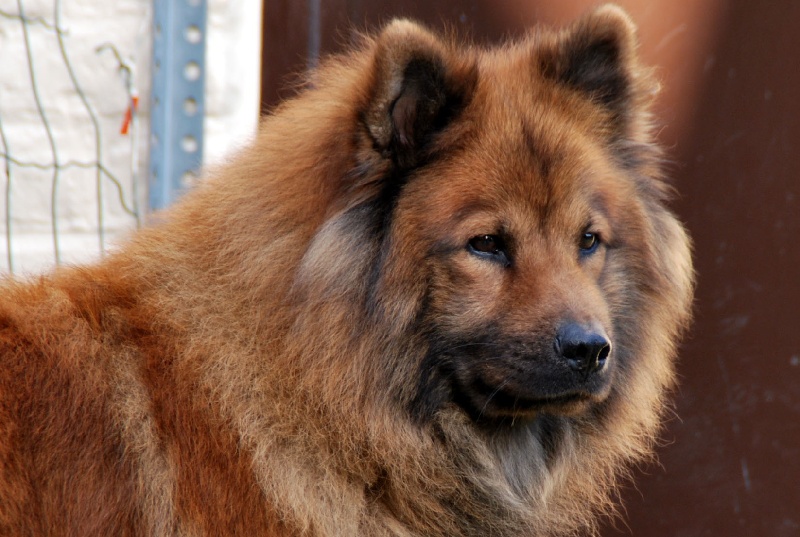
[555,323,611,375]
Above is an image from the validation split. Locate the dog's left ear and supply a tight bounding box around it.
[364,20,476,169]
[540,5,656,138]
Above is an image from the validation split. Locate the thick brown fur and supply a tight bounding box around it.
[0,6,693,536]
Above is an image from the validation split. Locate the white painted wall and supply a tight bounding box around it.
[0,0,263,275]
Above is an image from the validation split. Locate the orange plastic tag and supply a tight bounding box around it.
[120,95,140,135]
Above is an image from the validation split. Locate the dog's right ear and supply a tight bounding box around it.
[363,20,476,169]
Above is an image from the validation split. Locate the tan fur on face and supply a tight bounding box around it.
[0,5,692,536]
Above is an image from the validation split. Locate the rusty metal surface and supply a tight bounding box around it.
[261,2,800,535]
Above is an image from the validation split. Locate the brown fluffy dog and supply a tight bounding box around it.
[0,5,693,536]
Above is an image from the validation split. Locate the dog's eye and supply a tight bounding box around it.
[470,235,500,253]
[467,235,510,266]
[579,232,600,254]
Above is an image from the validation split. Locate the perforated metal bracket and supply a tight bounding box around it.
[149,0,207,210]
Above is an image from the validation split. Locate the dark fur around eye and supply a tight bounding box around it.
[467,235,511,266]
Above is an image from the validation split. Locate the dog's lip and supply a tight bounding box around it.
[519,391,594,406]
[449,355,616,420]
[509,388,606,412]
[481,382,611,415]
[482,366,614,402]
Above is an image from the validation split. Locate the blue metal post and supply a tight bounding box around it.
[149,0,207,210]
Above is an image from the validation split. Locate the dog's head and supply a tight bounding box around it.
[297,6,692,426]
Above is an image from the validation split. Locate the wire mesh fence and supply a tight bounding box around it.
[0,0,149,275]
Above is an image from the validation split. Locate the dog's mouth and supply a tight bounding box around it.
[449,358,615,421]
[414,333,617,423]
